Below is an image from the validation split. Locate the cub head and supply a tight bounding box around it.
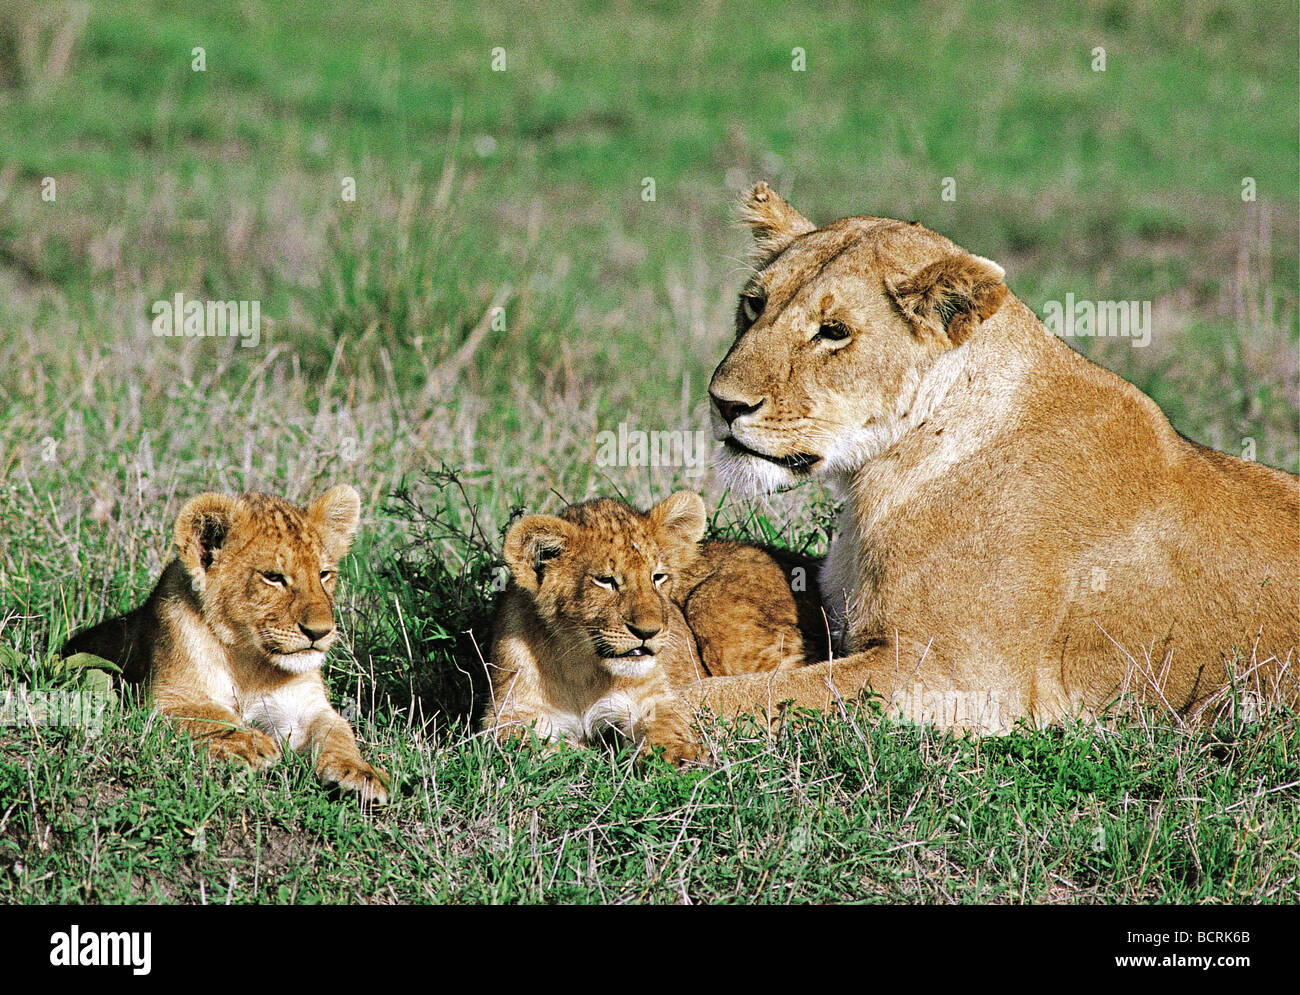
[502,492,706,678]
[173,485,361,674]
[710,181,1009,493]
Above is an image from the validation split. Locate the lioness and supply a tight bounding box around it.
[63,485,390,803]
[681,182,1298,734]
[482,491,823,760]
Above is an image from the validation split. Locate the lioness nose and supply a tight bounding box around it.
[709,390,764,425]
[626,620,661,642]
[299,621,332,642]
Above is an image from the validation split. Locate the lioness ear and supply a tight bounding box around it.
[503,515,575,592]
[886,252,1008,346]
[649,491,707,547]
[309,484,362,560]
[174,493,238,588]
[740,181,815,260]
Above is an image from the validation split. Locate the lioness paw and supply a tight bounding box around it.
[318,752,391,805]
[208,728,281,769]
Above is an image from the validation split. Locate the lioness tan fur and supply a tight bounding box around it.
[63,485,390,803]
[680,181,1298,736]
[482,492,824,761]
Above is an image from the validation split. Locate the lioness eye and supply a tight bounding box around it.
[652,572,669,586]
[592,576,617,590]
[740,292,765,325]
[320,570,334,582]
[261,571,287,586]
[816,320,851,342]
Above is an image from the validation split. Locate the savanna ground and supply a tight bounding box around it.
[0,0,1297,904]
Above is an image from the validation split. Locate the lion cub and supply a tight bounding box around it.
[63,485,390,804]
[677,540,828,675]
[482,491,823,761]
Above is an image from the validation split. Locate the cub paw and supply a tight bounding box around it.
[208,728,281,769]
[318,752,391,805]
[640,714,700,767]
[644,735,699,766]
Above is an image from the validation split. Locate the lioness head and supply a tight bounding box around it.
[710,181,1009,493]
[173,485,361,674]
[503,492,706,678]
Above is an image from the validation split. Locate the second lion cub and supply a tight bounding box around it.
[481,491,823,762]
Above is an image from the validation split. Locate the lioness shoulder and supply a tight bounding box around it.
[63,485,390,803]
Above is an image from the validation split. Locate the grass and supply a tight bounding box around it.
[0,0,1297,904]
[3,688,1296,903]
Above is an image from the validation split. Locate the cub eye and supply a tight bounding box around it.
[592,576,617,590]
[739,292,765,327]
[816,320,851,342]
[260,571,287,587]
[652,572,669,587]
[320,570,335,583]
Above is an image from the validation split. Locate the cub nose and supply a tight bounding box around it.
[709,390,764,425]
[299,621,333,642]
[626,620,661,642]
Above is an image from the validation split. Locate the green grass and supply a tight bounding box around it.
[3,688,1296,903]
[0,0,1296,904]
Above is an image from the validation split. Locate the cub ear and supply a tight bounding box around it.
[740,181,815,260]
[886,252,1008,346]
[309,484,362,560]
[174,493,239,589]
[649,491,707,548]
[503,515,575,593]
